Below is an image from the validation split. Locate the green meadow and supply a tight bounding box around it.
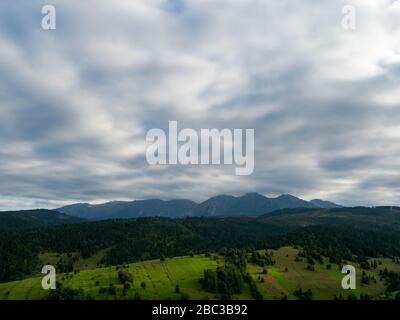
[0,247,399,300]
[247,247,399,300]
[0,255,217,300]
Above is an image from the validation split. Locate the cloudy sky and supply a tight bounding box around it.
[1,0,400,210]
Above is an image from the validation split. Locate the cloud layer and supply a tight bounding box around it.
[1,0,400,209]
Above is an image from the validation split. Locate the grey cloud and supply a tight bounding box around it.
[0,0,400,209]
[319,155,379,172]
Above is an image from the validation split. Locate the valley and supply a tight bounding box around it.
[1,247,399,300]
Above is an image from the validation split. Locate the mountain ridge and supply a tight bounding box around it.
[57,193,342,220]
[0,209,83,230]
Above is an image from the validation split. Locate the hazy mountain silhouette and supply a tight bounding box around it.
[57,193,341,220]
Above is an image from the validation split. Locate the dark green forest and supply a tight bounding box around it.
[1,207,400,283]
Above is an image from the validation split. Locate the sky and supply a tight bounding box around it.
[1,0,400,210]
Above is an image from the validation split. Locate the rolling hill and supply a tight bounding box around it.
[1,247,399,300]
[258,206,400,232]
[0,209,83,230]
[2,206,400,284]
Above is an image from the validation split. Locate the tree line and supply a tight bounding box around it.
[1,216,400,283]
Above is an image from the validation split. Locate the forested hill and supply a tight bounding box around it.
[258,206,400,232]
[1,206,400,283]
[0,209,83,230]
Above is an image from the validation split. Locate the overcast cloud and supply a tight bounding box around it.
[1,0,400,209]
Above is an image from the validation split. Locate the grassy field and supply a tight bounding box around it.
[247,247,400,300]
[1,247,399,300]
[0,255,218,300]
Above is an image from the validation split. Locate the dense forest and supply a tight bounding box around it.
[1,207,400,283]
[200,248,264,300]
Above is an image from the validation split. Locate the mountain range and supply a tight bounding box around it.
[57,193,341,220]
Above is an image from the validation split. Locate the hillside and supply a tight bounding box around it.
[0,209,83,230]
[1,247,399,300]
[57,193,341,220]
[258,206,400,232]
[1,207,400,284]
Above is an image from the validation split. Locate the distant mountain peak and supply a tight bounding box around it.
[310,199,342,209]
[209,194,237,199]
[242,192,267,198]
[276,193,299,199]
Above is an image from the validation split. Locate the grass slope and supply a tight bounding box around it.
[247,247,398,300]
[1,247,399,300]
[0,255,217,300]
